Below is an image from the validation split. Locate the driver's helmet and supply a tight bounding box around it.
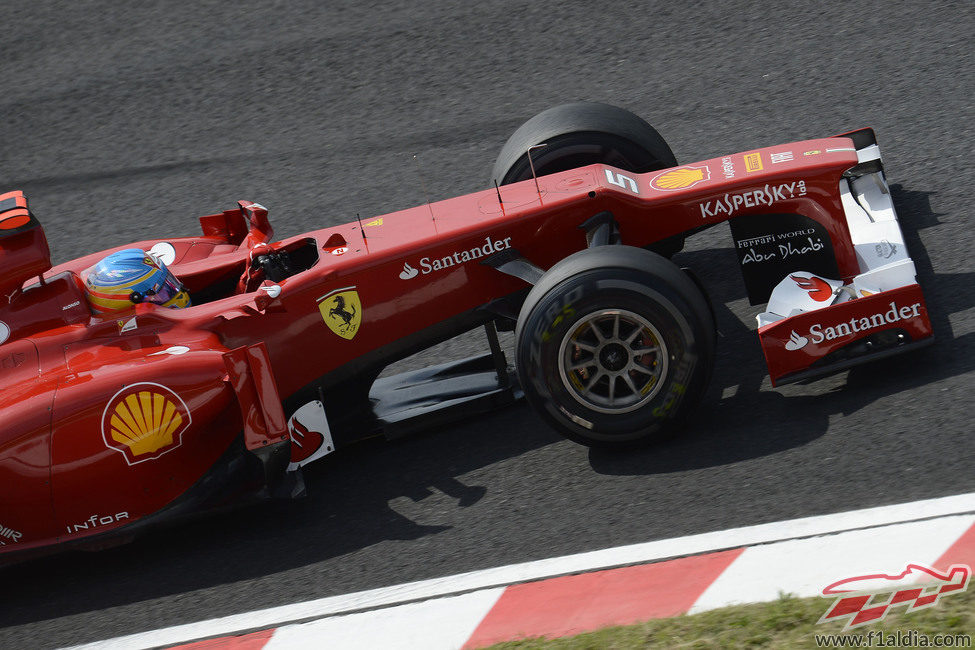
[84,248,191,316]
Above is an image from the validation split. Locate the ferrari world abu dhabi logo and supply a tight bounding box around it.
[101,382,192,465]
[649,165,710,191]
[819,563,970,630]
[318,286,362,340]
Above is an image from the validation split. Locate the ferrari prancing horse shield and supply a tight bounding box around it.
[318,286,361,340]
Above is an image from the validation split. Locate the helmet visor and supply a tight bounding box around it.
[147,268,185,305]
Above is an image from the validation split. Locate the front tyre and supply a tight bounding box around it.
[515,247,714,448]
[492,102,677,186]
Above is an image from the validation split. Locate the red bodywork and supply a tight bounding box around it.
[0,134,933,558]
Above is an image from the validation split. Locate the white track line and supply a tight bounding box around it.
[67,491,975,650]
[265,588,505,650]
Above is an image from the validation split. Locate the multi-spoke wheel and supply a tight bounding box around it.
[515,246,715,448]
[558,310,669,414]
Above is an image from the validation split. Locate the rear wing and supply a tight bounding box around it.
[0,191,52,298]
[0,191,38,236]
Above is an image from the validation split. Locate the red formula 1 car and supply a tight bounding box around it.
[0,103,932,559]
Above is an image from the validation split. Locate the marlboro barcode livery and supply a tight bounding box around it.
[0,103,932,560]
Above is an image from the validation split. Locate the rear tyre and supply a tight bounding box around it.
[515,246,714,448]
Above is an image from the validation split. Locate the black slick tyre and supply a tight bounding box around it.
[515,246,714,448]
[492,102,677,186]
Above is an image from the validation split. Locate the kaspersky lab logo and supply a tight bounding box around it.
[819,563,970,630]
[784,301,922,351]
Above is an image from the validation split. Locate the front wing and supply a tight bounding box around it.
[754,129,934,385]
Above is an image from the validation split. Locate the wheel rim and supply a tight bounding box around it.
[557,309,669,414]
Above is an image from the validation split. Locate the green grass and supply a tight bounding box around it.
[480,587,974,649]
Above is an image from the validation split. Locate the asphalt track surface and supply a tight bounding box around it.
[1,2,973,647]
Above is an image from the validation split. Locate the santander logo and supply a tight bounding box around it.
[398,235,512,281]
[785,330,808,351]
[399,262,419,280]
[785,301,922,352]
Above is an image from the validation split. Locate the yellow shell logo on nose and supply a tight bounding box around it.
[102,383,191,464]
[650,165,711,191]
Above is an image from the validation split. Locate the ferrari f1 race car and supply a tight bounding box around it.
[0,103,932,559]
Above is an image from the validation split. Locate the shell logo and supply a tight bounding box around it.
[101,383,192,465]
[649,165,711,191]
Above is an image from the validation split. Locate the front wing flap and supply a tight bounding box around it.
[759,283,933,385]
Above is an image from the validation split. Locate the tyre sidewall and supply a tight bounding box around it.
[517,270,708,446]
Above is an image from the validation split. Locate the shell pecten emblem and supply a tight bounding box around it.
[649,165,711,191]
[101,382,192,465]
[318,286,362,340]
